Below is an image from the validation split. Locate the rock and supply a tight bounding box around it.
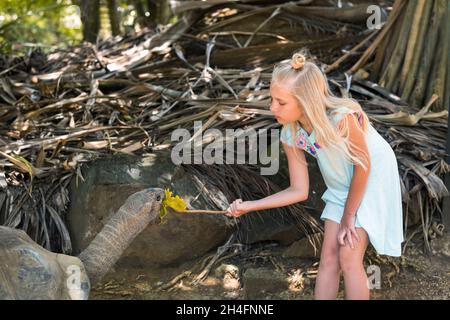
[214,263,239,278]
[282,235,322,259]
[66,152,235,268]
[214,264,240,291]
[223,274,241,291]
[431,233,450,258]
[242,267,288,299]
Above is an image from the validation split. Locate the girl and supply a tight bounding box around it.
[226,51,404,300]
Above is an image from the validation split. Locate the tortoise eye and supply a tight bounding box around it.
[156,195,161,201]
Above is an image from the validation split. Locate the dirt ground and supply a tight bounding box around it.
[90,233,450,300]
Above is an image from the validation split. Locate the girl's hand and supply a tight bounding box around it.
[338,213,361,249]
[226,199,252,218]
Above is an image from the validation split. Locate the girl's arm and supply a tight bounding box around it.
[341,113,371,217]
[337,112,371,248]
[228,142,309,216]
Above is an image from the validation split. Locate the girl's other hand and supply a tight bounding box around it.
[337,214,361,249]
[226,199,252,218]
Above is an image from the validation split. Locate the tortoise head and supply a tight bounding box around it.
[119,187,164,224]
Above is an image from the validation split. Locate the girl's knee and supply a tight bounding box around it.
[338,246,364,274]
[320,246,340,271]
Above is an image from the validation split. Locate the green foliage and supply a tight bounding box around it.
[0,0,82,54]
[0,0,177,55]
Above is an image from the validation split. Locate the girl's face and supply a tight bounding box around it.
[269,82,304,125]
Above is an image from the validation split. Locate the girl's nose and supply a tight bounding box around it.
[270,103,276,113]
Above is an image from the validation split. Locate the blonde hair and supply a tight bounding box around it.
[272,49,371,173]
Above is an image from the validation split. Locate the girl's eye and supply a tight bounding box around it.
[279,103,286,106]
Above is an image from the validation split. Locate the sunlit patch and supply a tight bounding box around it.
[203,8,239,26]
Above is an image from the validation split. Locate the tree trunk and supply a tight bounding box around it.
[156,0,173,25]
[445,4,450,112]
[147,0,158,28]
[132,0,151,29]
[352,0,449,111]
[81,0,100,43]
[400,0,432,101]
[107,0,121,36]
[427,0,449,111]
[411,0,445,108]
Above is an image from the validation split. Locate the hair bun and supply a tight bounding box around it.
[291,53,306,70]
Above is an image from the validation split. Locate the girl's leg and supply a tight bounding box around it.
[338,227,370,300]
[314,219,341,300]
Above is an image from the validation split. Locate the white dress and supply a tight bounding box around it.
[280,106,404,257]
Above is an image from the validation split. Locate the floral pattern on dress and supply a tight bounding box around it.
[296,134,307,149]
[294,129,321,158]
